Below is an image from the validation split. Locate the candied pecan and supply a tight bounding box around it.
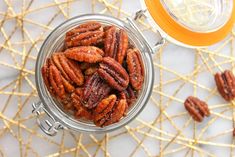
[104,26,128,64]
[65,22,104,48]
[41,59,53,94]
[184,96,210,122]
[214,70,235,101]
[94,95,127,127]
[48,65,66,99]
[52,53,84,87]
[64,46,104,63]
[103,98,127,126]
[61,77,75,93]
[126,48,144,90]
[66,22,102,36]
[41,58,67,99]
[71,92,93,120]
[94,95,117,126]
[122,86,137,105]
[83,73,112,109]
[98,57,129,91]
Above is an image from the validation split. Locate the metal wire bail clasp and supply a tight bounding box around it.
[32,101,64,136]
[129,9,166,53]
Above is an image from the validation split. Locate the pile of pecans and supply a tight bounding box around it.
[41,22,144,127]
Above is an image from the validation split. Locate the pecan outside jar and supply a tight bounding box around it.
[33,14,154,136]
[33,0,235,136]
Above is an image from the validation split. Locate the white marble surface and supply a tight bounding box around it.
[0,0,235,157]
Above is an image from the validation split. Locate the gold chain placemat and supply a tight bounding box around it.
[0,0,235,157]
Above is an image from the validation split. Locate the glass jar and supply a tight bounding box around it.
[139,0,235,48]
[32,14,154,136]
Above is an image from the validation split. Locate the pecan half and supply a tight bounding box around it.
[66,22,102,36]
[52,53,84,87]
[41,60,66,99]
[98,57,129,91]
[64,46,104,63]
[104,26,128,64]
[41,58,53,94]
[71,92,93,120]
[103,98,127,126]
[122,86,137,106]
[126,48,144,90]
[184,96,210,122]
[65,22,104,48]
[214,70,235,101]
[83,73,112,109]
[94,94,117,126]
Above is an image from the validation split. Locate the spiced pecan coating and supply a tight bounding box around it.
[214,70,235,101]
[65,22,104,48]
[104,26,128,64]
[184,96,210,122]
[126,48,144,90]
[94,95,117,126]
[83,73,112,109]
[52,53,84,86]
[98,57,129,91]
[64,46,104,63]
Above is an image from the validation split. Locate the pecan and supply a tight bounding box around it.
[83,73,112,109]
[65,22,104,48]
[41,58,53,94]
[214,70,235,101]
[122,86,137,106]
[98,57,129,91]
[233,128,235,137]
[126,48,144,90]
[184,96,210,122]
[64,46,104,63]
[94,95,117,126]
[66,22,102,36]
[104,26,128,64]
[41,59,66,99]
[52,53,84,87]
[103,98,127,126]
[71,92,93,120]
[94,95,127,127]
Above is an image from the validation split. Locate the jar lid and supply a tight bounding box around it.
[141,0,235,47]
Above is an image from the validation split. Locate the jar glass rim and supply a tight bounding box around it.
[35,14,154,133]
